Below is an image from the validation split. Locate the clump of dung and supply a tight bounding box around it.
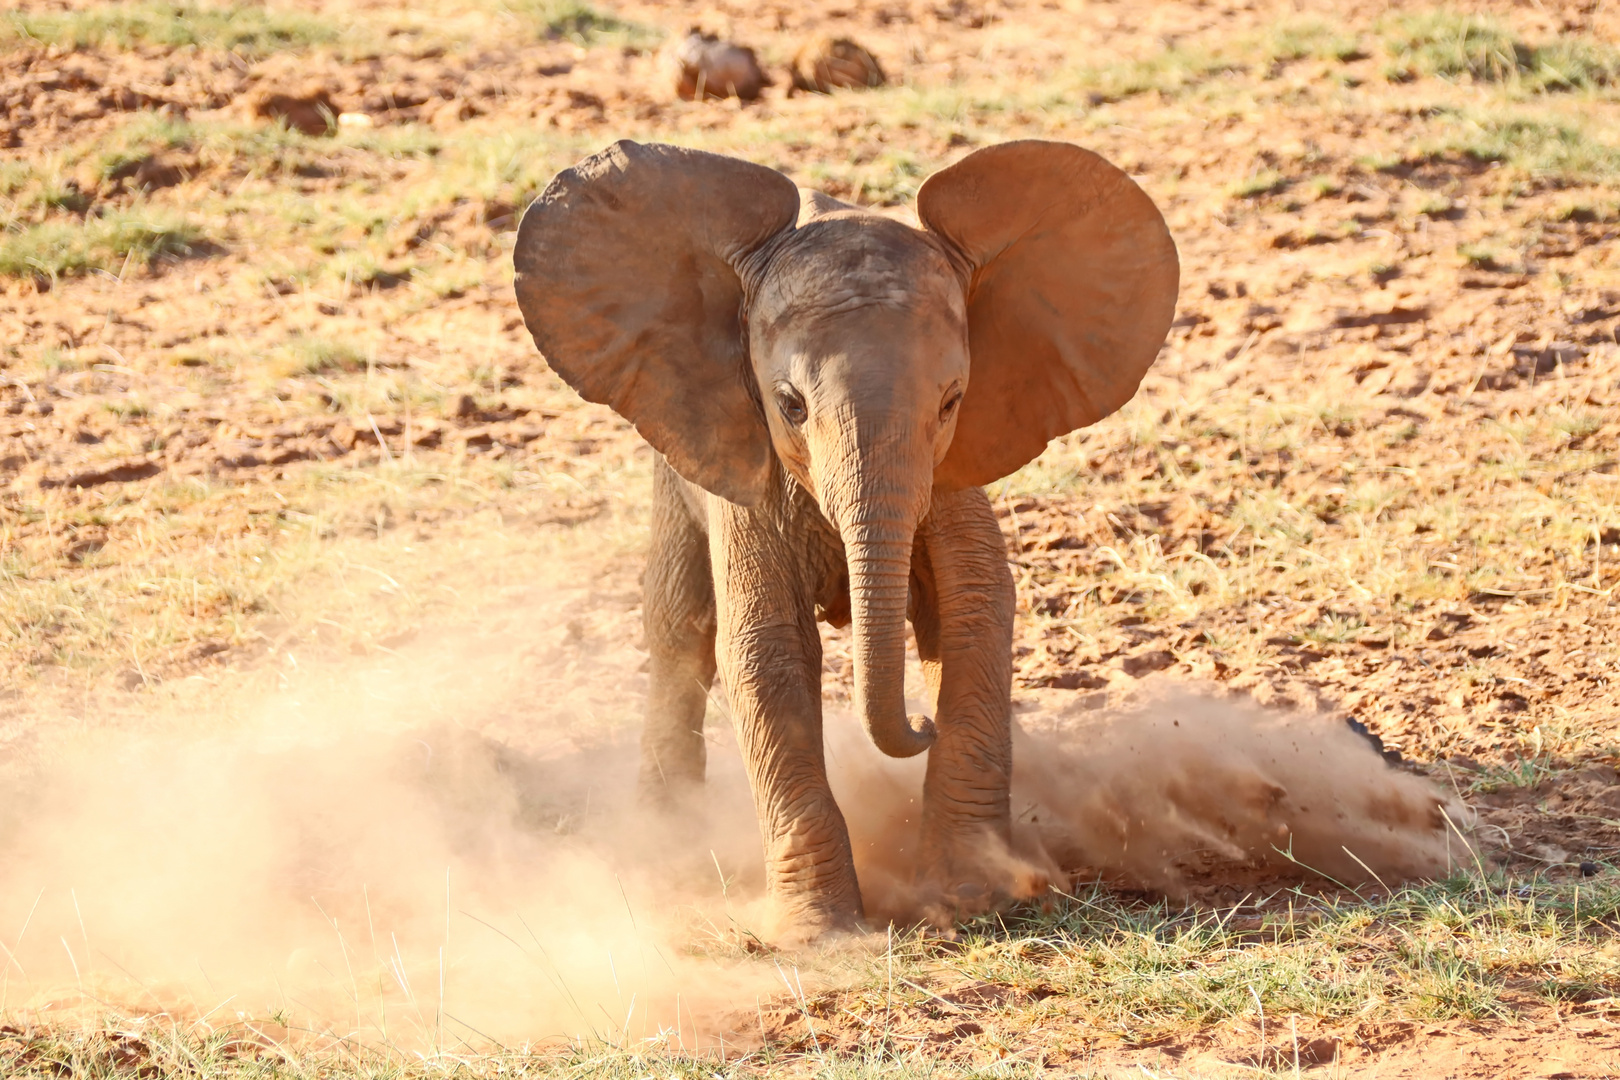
[664,29,769,101]
[788,36,887,94]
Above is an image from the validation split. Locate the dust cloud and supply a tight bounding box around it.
[838,686,1468,918]
[0,587,1465,1048]
[0,583,783,1050]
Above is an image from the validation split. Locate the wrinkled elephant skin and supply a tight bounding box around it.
[512,139,1179,940]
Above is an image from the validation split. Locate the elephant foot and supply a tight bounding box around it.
[635,771,706,816]
[908,874,1050,934]
[762,896,865,947]
[916,828,1055,923]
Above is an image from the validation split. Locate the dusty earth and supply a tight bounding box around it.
[735,998,1620,1077]
[3,0,1620,1073]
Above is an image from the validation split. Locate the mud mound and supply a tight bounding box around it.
[245,81,339,135]
[664,29,769,102]
[789,36,887,94]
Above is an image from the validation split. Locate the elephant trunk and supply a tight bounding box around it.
[841,506,934,759]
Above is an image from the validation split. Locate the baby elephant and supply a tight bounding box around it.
[513,139,1178,940]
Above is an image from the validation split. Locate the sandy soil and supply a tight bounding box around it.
[3,0,1620,1072]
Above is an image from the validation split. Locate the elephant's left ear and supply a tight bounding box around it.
[918,140,1180,490]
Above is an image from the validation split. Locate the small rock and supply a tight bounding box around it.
[481,199,517,230]
[789,36,887,94]
[665,29,769,101]
[1121,649,1176,677]
[458,425,496,448]
[378,628,418,649]
[1296,1038,1343,1066]
[1346,717,1403,765]
[107,152,192,192]
[190,640,229,661]
[1044,670,1107,691]
[39,457,163,489]
[410,417,443,446]
[248,82,339,135]
[428,97,479,130]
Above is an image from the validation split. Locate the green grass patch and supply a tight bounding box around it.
[1307,174,1344,198]
[934,874,1615,1035]
[0,209,207,278]
[0,160,33,200]
[1,1,339,56]
[0,159,91,225]
[273,335,368,376]
[1074,46,1237,103]
[38,178,92,216]
[1430,109,1620,181]
[1,874,1610,1075]
[1465,755,1559,794]
[1228,168,1289,198]
[804,150,927,206]
[1458,242,1503,270]
[1300,612,1371,643]
[1265,18,1366,64]
[1068,18,1368,104]
[82,114,194,187]
[395,129,578,217]
[1382,11,1620,91]
[493,0,661,49]
[1385,11,1532,83]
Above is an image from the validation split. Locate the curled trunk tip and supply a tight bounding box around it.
[829,461,933,762]
[868,711,935,758]
[845,529,932,760]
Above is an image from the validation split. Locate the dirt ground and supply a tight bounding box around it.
[3,0,1620,1073]
[733,1000,1620,1077]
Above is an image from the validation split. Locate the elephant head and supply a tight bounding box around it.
[513,139,1178,760]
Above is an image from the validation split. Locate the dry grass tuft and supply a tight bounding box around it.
[1,2,341,56]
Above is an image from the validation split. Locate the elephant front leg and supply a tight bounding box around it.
[639,460,717,809]
[709,500,864,940]
[913,485,1020,912]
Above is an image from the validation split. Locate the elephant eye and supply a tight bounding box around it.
[940,387,963,422]
[775,386,807,427]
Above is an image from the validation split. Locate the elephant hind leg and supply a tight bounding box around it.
[639,459,717,806]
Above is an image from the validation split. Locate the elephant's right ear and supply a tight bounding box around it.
[513,140,799,506]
